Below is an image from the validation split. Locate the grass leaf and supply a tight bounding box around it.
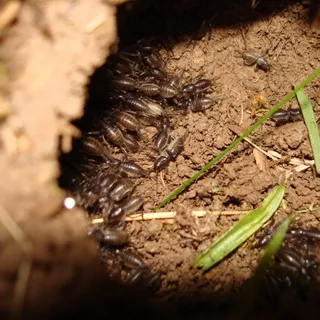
[296,89,320,174]
[193,184,285,271]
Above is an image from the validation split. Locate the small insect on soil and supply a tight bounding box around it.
[270,107,303,125]
[237,49,270,71]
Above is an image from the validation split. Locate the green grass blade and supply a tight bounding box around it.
[296,90,320,174]
[153,68,320,211]
[193,184,285,271]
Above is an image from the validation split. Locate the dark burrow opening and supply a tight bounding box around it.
[58,0,320,319]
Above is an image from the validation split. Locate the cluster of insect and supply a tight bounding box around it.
[65,39,306,294]
[257,223,320,299]
[67,39,216,292]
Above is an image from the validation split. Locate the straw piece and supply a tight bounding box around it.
[91,210,247,224]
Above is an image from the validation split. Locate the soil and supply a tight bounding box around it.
[0,0,320,319]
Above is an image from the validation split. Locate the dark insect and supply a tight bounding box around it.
[109,179,135,202]
[149,67,167,80]
[141,97,164,117]
[239,50,270,71]
[256,219,285,247]
[137,114,161,127]
[123,133,142,153]
[166,131,188,159]
[111,76,137,91]
[143,50,163,69]
[102,122,125,148]
[116,249,145,269]
[88,227,129,246]
[122,94,152,114]
[193,79,212,93]
[142,271,162,293]
[118,160,148,178]
[124,268,145,285]
[108,262,122,280]
[167,70,185,88]
[137,82,161,96]
[123,265,162,293]
[153,155,171,172]
[121,195,144,215]
[81,136,113,161]
[182,78,212,96]
[271,107,303,125]
[275,247,310,277]
[114,111,142,134]
[159,83,179,98]
[189,96,216,112]
[123,267,161,293]
[107,195,144,224]
[108,206,125,225]
[153,116,171,152]
[257,220,320,287]
[110,60,133,75]
[288,227,320,240]
[153,131,188,171]
[98,174,120,193]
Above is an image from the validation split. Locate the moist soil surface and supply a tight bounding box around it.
[0,1,320,319]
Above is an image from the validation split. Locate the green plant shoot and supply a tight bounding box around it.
[296,89,320,174]
[194,184,285,271]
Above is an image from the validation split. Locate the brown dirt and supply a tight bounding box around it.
[0,0,320,319]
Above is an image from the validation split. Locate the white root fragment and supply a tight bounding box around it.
[244,137,278,160]
[234,132,314,172]
[241,137,313,173]
[294,164,311,173]
[268,151,314,172]
[91,210,247,224]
